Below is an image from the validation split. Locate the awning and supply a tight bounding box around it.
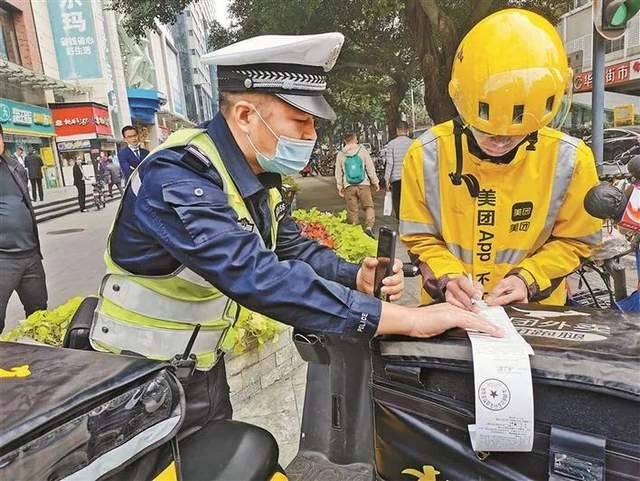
[0,59,86,95]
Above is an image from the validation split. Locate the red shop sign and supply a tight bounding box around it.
[573,60,632,93]
[50,102,113,137]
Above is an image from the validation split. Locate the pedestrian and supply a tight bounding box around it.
[105,158,123,197]
[335,132,380,238]
[383,120,413,219]
[13,146,26,168]
[399,9,602,308]
[72,158,87,212]
[118,126,149,184]
[0,124,48,334]
[91,33,499,480]
[24,148,44,202]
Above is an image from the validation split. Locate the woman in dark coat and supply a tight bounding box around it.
[72,159,86,212]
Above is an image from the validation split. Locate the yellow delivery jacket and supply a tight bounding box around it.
[400,121,602,305]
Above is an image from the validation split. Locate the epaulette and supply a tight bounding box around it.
[181,145,212,173]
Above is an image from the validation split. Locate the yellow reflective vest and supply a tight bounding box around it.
[90,129,282,370]
[400,121,602,305]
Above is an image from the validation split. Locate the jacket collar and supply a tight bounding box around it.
[206,113,280,198]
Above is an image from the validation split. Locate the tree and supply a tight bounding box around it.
[107,0,194,41]
[405,0,574,123]
[209,0,419,139]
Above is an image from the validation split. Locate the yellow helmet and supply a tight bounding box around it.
[448,9,572,136]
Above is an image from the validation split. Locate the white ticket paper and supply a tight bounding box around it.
[467,302,534,452]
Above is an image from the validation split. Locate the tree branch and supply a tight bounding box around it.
[464,0,497,34]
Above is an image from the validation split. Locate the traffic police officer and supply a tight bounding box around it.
[399,9,603,310]
[91,32,501,478]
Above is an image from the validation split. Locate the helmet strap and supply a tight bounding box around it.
[449,118,479,198]
[526,131,539,151]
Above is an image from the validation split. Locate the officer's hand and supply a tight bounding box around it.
[338,189,345,197]
[356,258,404,301]
[444,275,483,312]
[486,276,528,306]
[372,183,381,192]
[409,302,502,338]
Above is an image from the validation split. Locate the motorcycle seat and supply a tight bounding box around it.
[179,419,282,481]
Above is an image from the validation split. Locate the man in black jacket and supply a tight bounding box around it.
[25,148,44,202]
[72,159,86,212]
[0,124,48,333]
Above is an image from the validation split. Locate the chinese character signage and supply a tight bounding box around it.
[573,60,632,92]
[48,0,102,80]
[50,103,113,138]
[0,99,55,137]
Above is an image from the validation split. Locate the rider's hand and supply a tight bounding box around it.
[486,275,528,306]
[408,302,502,338]
[444,275,483,311]
[356,257,404,301]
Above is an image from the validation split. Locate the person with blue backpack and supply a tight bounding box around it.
[335,132,380,238]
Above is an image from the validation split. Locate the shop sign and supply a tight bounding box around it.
[47,0,102,80]
[57,139,92,151]
[0,99,55,137]
[51,103,113,137]
[573,60,634,92]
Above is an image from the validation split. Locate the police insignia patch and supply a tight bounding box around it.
[274,202,288,221]
[237,218,255,232]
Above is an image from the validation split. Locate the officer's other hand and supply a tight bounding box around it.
[486,276,528,306]
[444,276,483,312]
[409,302,502,338]
[356,257,405,300]
[372,183,381,192]
[338,189,345,197]
[382,258,404,301]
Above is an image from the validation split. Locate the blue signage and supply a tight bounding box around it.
[47,0,102,80]
[0,98,55,137]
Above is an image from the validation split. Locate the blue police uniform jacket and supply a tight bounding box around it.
[109,113,381,338]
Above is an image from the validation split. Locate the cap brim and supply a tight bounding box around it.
[275,93,336,121]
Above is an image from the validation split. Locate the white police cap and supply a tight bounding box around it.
[202,32,344,121]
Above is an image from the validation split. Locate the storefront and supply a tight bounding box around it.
[50,102,116,186]
[0,98,58,188]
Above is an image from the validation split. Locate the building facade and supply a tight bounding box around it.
[559,0,640,128]
[0,0,83,190]
[173,0,217,124]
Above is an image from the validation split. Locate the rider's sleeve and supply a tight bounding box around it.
[275,215,360,289]
[399,140,466,300]
[134,157,381,339]
[507,142,603,301]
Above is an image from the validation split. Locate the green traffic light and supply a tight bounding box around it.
[610,4,628,26]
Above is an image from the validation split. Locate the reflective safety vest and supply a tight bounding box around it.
[90,129,282,370]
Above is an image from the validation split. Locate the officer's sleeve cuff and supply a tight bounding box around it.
[345,290,381,340]
[337,260,360,289]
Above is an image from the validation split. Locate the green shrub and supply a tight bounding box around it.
[293,208,376,262]
[1,297,83,346]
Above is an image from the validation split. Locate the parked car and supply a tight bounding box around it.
[585,126,640,163]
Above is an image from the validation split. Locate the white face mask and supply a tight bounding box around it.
[246,108,316,175]
[469,127,526,157]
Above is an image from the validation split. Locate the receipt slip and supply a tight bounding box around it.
[467,302,535,452]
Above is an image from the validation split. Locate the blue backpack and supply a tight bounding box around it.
[344,147,365,184]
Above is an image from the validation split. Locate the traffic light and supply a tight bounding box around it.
[602,0,640,30]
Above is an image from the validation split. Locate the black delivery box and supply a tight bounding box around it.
[0,342,184,481]
[371,304,640,481]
